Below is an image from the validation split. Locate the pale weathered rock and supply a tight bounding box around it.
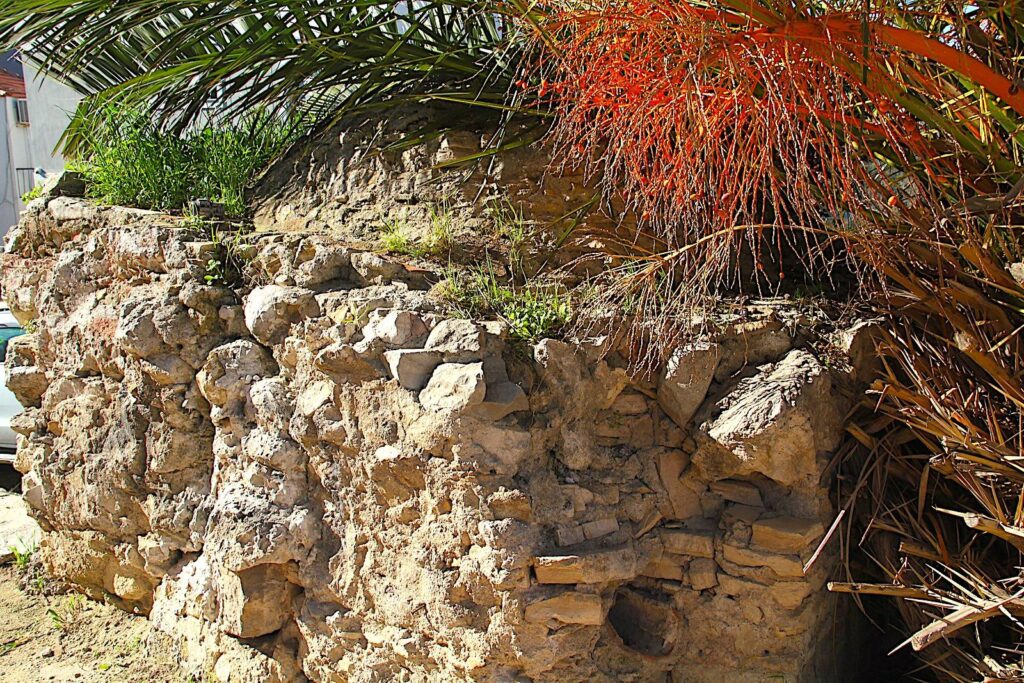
[4,335,47,407]
[314,341,386,384]
[660,528,716,558]
[362,309,428,347]
[721,542,805,578]
[657,342,718,429]
[642,556,685,581]
[468,381,529,421]
[693,349,847,489]
[383,348,442,390]
[581,518,619,540]
[243,285,320,345]
[419,362,486,412]
[752,516,825,554]
[524,592,604,625]
[652,448,699,520]
[770,580,815,610]
[689,558,719,590]
[534,546,640,584]
[710,479,764,508]
[425,318,486,361]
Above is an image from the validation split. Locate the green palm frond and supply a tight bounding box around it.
[0,1,526,152]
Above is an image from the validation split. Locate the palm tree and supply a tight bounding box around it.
[0,1,526,149]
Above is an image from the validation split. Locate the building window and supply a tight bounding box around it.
[15,168,35,199]
[13,98,29,126]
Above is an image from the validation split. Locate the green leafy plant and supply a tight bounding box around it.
[47,594,86,632]
[439,263,572,341]
[490,200,532,280]
[74,107,300,215]
[380,219,415,256]
[10,538,37,574]
[380,209,456,259]
[20,184,44,203]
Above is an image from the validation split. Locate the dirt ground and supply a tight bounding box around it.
[0,564,191,683]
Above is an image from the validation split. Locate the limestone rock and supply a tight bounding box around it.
[688,558,719,590]
[468,381,529,421]
[770,580,815,610]
[709,480,763,508]
[384,348,442,390]
[693,349,846,488]
[642,556,685,581]
[314,341,386,384]
[217,564,302,638]
[524,592,604,626]
[243,285,320,345]
[652,448,699,520]
[657,342,718,429]
[721,543,805,578]
[534,546,640,584]
[660,529,715,558]
[362,309,428,347]
[420,362,486,412]
[4,335,47,407]
[425,318,486,361]
[751,516,825,554]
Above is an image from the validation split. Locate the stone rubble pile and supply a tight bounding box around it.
[2,197,867,682]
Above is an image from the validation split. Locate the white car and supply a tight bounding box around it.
[0,307,25,463]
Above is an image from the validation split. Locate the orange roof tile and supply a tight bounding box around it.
[0,71,27,99]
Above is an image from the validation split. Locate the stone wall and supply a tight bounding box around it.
[2,197,869,682]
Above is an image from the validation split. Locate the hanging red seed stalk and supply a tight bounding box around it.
[514,0,1017,299]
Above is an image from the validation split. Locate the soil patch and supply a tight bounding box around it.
[0,566,186,683]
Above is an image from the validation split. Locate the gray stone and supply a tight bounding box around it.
[657,342,718,429]
[419,362,486,412]
[425,319,485,362]
[362,309,428,347]
[384,349,443,390]
[468,381,529,421]
[243,285,320,346]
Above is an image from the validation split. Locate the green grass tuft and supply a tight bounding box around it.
[74,107,301,216]
[438,263,572,341]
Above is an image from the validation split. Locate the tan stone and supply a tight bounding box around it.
[722,504,763,526]
[653,448,700,520]
[555,525,586,547]
[709,480,763,507]
[769,581,815,610]
[524,592,604,626]
[469,381,529,421]
[612,392,649,416]
[721,543,805,578]
[716,573,764,597]
[533,546,640,584]
[688,558,719,590]
[641,556,685,582]
[488,489,533,522]
[660,528,715,558]
[657,342,719,429]
[420,362,486,412]
[751,516,825,554]
[581,518,618,540]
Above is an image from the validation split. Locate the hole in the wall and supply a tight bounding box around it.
[607,588,677,658]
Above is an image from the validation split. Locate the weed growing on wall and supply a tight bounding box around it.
[73,108,301,216]
[438,263,572,341]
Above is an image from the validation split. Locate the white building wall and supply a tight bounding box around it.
[22,62,82,175]
[0,111,17,235]
[0,63,82,239]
